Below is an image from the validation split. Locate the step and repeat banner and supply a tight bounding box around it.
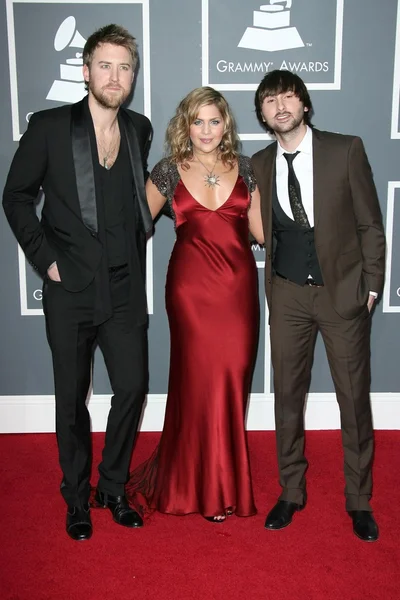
[0,0,399,432]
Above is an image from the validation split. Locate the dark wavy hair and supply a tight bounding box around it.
[254,70,314,134]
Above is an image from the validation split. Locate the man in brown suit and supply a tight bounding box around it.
[251,70,385,542]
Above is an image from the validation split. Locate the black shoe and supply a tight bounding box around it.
[66,504,92,541]
[95,489,143,528]
[264,500,304,530]
[348,511,379,542]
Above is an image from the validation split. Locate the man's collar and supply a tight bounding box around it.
[277,125,313,157]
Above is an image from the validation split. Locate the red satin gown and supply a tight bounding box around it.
[128,175,258,517]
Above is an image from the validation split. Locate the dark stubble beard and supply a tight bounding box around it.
[89,82,130,109]
[270,111,304,136]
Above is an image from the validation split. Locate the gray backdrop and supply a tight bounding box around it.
[0,0,399,430]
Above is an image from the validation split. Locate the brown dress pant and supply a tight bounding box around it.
[269,275,373,511]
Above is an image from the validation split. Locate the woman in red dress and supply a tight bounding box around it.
[127,87,264,522]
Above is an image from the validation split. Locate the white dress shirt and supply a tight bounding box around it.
[276,125,314,226]
[275,126,377,297]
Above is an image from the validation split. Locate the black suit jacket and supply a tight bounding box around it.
[3,97,153,292]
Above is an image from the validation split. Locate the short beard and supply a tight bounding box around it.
[270,112,304,136]
[89,83,129,109]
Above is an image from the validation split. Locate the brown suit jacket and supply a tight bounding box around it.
[251,128,386,320]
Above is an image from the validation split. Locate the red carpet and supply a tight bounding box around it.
[0,431,398,600]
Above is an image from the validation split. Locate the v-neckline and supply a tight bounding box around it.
[99,146,121,172]
[181,176,239,212]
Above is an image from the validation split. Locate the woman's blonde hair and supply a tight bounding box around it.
[165,87,240,168]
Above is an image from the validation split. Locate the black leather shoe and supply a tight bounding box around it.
[66,504,92,541]
[348,511,379,542]
[265,500,304,530]
[95,489,143,528]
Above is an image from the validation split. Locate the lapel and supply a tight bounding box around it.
[118,110,153,234]
[71,97,98,233]
[312,128,324,230]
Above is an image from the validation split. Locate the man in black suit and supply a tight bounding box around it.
[3,24,153,541]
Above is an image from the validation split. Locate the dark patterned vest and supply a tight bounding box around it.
[272,173,323,285]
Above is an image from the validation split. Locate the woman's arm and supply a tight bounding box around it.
[248,185,264,244]
[145,178,168,220]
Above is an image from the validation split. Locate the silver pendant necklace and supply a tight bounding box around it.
[97,125,119,170]
[102,135,119,169]
[195,154,220,188]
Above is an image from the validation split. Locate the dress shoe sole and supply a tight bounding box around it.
[67,531,93,541]
[264,519,293,530]
[113,517,143,528]
[66,526,93,541]
[353,530,379,543]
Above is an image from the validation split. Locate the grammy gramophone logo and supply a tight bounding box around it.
[238,0,304,52]
[46,16,87,103]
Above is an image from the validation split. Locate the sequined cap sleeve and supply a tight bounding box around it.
[150,158,174,197]
[238,155,257,196]
[149,158,180,225]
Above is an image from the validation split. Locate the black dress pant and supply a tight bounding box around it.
[42,266,148,507]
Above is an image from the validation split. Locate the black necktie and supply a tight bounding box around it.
[283,151,310,228]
